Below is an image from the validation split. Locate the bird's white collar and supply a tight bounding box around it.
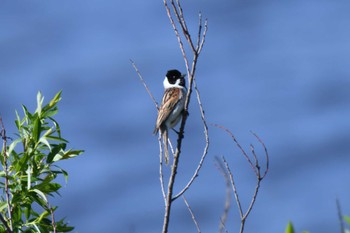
[163,76,185,89]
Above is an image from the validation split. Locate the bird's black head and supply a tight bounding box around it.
[166,69,186,87]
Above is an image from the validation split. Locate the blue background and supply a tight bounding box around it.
[1,1,350,232]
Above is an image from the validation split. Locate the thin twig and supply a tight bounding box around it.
[0,117,13,233]
[163,0,190,74]
[159,136,167,205]
[171,0,196,53]
[241,175,260,228]
[159,1,208,232]
[175,0,188,34]
[215,126,269,233]
[251,131,269,179]
[172,78,209,201]
[48,203,57,233]
[182,195,201,233]
[215,157,231,233]
[197,16,208,54]
[162,144,181,233]
[212,124,258,176]
[222,157,243,218]
[130,59,159,110]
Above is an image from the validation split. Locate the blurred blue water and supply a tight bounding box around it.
[1,1,350,232]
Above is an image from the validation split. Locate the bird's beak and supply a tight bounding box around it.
[181,74,186,78]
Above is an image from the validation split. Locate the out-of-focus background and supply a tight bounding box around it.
[1,1,350,232]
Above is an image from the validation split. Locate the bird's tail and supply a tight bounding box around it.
[163,129,169,165]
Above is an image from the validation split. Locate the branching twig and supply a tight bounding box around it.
[132,1,208,232]
[161,1,208,232]
[183,195,201,233]
[212,124,258,176]
[47,202,57,233]
[251,132,269,179]
[214,125,269,233]
[172,79,209,201]
[0,117,13,233]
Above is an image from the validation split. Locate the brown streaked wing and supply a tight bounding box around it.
[155,88,181,130]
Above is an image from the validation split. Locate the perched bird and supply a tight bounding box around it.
[153,69,187,165]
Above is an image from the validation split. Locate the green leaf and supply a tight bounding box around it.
[344,215,350,225]
[22,105,32,121]
[32,189,48,202]
[36,91,44,116]
[38,137,51,151]
[285,221,295,233]
[24,203,32,220]
[4,91,82,232]
[56,224,74,232]
[33,182,61,195]
[33,117,41,143]
[47,144,66,163]
[49,117,62,138]
[48,90,62,108]
[53,149,84,162]
[7,138,21,155]
[42,107,59,119]
[34,210,50,224]
[0,201,7,212]
[45,135,68,143]
[61,168,69,183]
[55,218,74,232]
[15,110,23,129]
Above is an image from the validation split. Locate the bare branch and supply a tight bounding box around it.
[47,203,57,233]
[214,157,231,233]
[130,59,159,110]
[163,0,190,74]
[158,136,167,205]
[251,131,269,179]
[214,125,269,233]
[171,0,196,53]
[182,196,201,233]
[212,124,258,176]
[172,78,209,201]
[162,148,181,233]
[241,175,261,227]
[142,1,208,232]
[222,157,244,219]
[198,19,208,54]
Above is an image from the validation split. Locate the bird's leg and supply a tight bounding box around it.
[171,128,180,134]
[172,128,185,139]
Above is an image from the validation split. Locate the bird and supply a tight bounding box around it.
[153,69,187,165]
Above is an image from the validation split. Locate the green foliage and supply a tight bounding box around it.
[286,216,350,233]
[345,216,350,233]
[0,91,83,232]
[285,221,295,233]
[285,222,309,233]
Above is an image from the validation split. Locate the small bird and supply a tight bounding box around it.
[153,69,187,165]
